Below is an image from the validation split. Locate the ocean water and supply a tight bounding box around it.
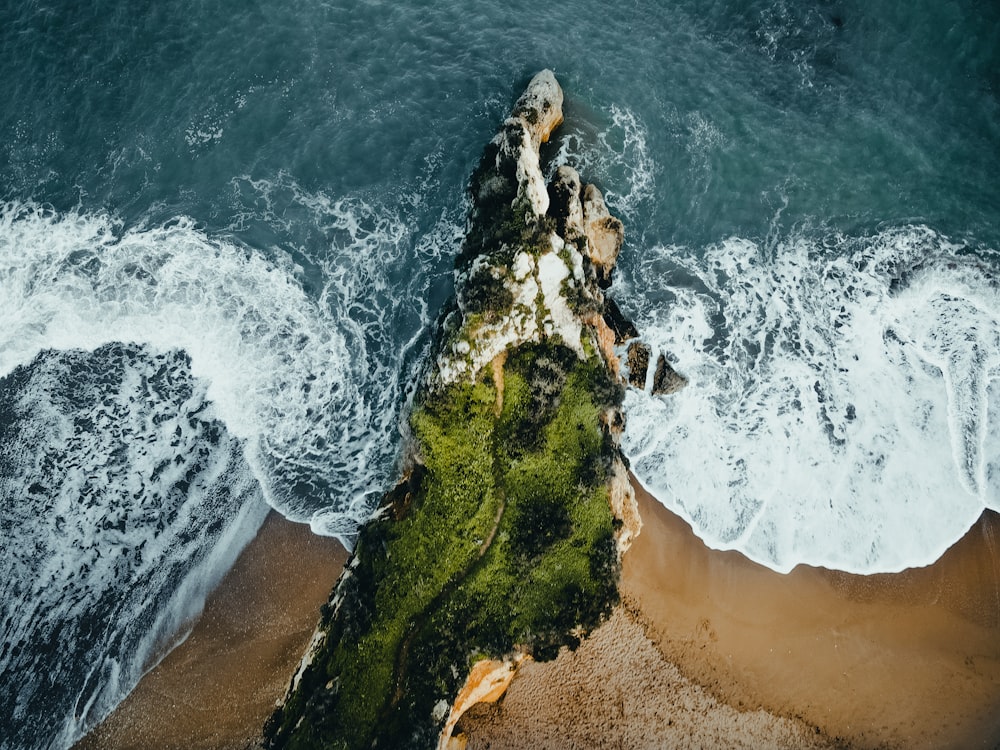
[0,0,997,746]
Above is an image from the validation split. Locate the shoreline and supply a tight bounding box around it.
[78,481,1000,749]
[462,477,1000,749]
[76,511,348,750]
[622,478,1000,749]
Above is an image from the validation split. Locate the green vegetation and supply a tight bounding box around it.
[264,74,629,750]
[460,265,514,319]
[264,342,623,750]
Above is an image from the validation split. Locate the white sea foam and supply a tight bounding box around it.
[545,104,655,223]
[619,226,1000,573]
[0,196,452,536]
[225,176,462,529]
[0,344,268,748]
[521,104,1000,573]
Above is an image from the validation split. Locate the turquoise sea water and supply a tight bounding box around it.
[1,1,998,746]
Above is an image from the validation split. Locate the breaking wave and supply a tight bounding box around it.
[620,225,1000,573]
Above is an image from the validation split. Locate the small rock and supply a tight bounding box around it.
[626,342,650,389]
[651,354,688,395]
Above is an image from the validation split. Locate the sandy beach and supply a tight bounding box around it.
[78,480,1000,749]
[622,478,1000,749]
[464,478,1000,749]
[76,511,348,750]
[460,605,835,749]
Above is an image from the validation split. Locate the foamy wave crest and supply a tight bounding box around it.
[0,344,268,749]
[619,226,1000,573]
[226,175,463,530]
[0,199,420,536]
[0,190,455,748]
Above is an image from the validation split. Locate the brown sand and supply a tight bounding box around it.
[461,607,835,750]
[75,481,1000,750]
[76,512,348,750]
[622,479,1000,750]
[464,479,1000,749]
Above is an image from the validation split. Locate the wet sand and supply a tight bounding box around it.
[76,512,348,750]
[623,478,1000,749]
[463,478,1000,749]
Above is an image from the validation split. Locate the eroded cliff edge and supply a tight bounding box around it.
[264,70,641,750]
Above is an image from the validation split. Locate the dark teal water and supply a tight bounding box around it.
[1,1,998,747]
[3,1,998,246]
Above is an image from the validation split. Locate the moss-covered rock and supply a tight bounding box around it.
[264,347,621,750]
[264,70,637,750]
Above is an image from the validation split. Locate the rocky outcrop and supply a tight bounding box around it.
[464,70,563,252]
[603,297,639,344]
[438,655,530,750]
[583,184,625,288]
[265,71,638,750]
[441,74,602,384]
[511,69,564,147]
[627,341,651,389]
[626,344,687,395]
[652,353,688,395]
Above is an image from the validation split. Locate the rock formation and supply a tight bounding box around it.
[625,344,687,395]
[263,71,641,750]
[626,341,651,389]
[582,184,625,288]
[652,353,688,395]
[602,297,639,343]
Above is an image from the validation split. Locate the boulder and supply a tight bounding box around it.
[602,297,638,344]
[652,354,688,395]
[582,184,624,288]
[626,342,650,389]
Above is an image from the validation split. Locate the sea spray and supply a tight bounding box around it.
[543,103,655,225]
[546,85,1000,575]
